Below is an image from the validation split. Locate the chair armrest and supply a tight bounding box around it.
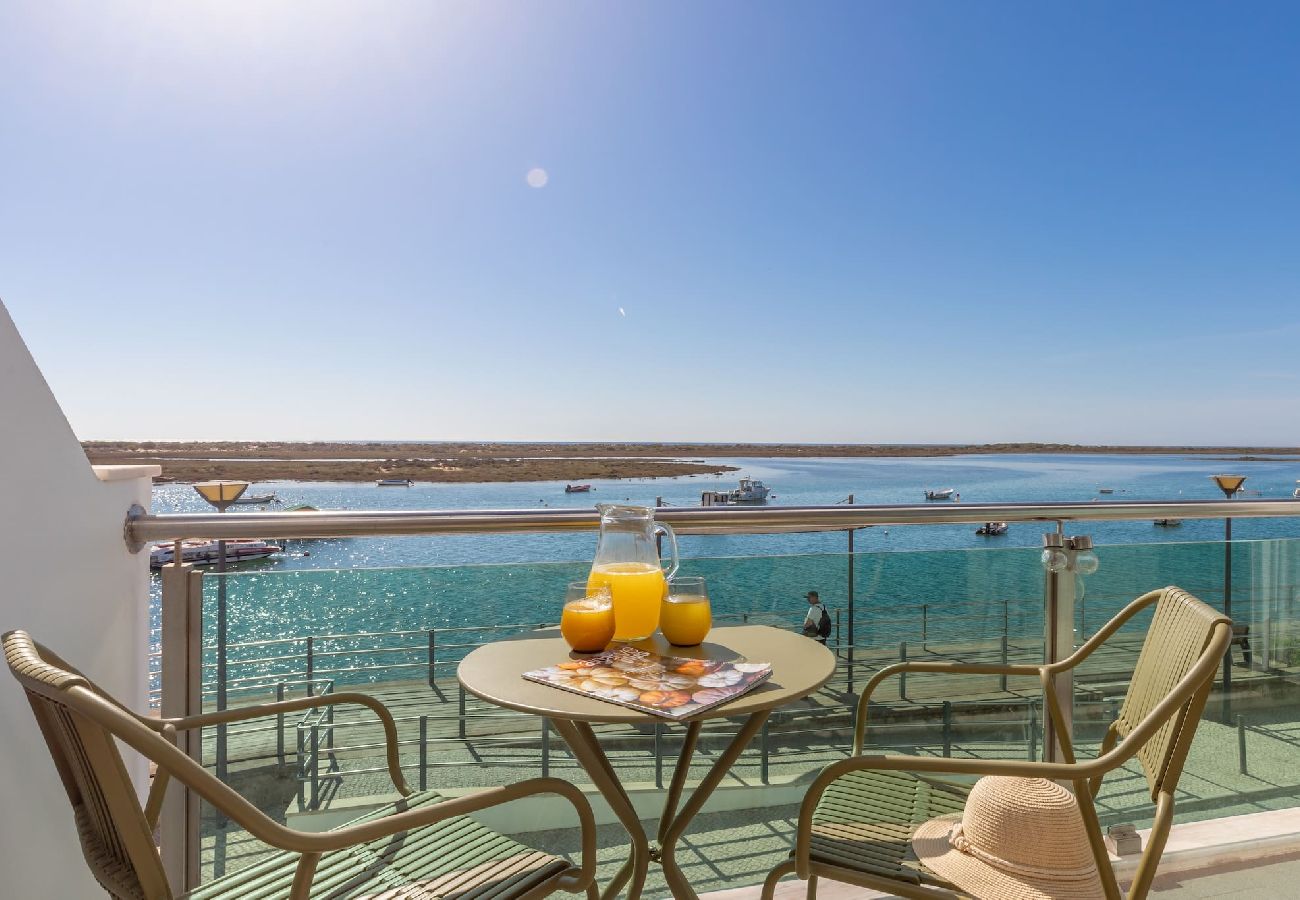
[158,692,411,796]
[792,753,1104,879]
[852,660,1043,753]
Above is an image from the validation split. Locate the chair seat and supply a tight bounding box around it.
[807,769,970,890]
[186,790,570,899]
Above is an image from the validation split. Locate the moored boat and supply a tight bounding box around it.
[565,484,593,493]
[232,493,277,504]
[1154,519,1182,527]
[701,477,772,505]
[1098,487,1115,494]
[150,539,282,568]
[924,488,956,501]
[377,478,414,486]
[1293,481,1300,499]
[975,522,1008,536]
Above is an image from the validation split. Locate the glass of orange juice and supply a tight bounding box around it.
[561,583,615,652]
[588,562,666,642]
[660,576,712,647]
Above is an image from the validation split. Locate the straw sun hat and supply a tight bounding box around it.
[910,776,1109,899]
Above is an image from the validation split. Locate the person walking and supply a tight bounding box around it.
[801,590,832,644]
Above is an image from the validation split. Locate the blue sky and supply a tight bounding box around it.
[3,1,1300,443]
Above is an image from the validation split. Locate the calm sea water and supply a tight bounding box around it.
[147,453,1300,689]
[149,453,1300,568]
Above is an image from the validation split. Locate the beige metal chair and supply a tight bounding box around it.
[763,585,1233,900]
[3,630,598,899]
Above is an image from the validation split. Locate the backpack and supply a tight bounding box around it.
[816,606,832,639]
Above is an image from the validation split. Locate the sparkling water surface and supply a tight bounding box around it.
[147,453,1300,692]
[149,453,1300,569]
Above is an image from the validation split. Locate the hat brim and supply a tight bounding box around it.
[911,815,1109,900]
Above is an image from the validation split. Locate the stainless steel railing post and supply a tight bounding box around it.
[898,641,907,700]
[1041,531,1088,764]
[760,718,771,784]
[159,559,203,894]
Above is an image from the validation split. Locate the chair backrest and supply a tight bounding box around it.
[4,630,173,900]
[1113,587,1231,801]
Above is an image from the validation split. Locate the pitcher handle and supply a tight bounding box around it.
[655,522,680,582]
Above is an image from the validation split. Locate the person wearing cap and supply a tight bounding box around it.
[801,590,831,644]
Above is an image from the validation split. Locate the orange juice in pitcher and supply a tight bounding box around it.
[588,504,679,642]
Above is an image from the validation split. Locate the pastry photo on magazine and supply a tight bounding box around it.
[523,644,773,719]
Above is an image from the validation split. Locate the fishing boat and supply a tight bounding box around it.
[377,478,414,486]
[1154,519,1182,527]
[700,478,772,506]
[232,493,277,504]
[975,522,1008,536]
[924,488,956,501]
[728,478,770,502]
[565,484,592,493]
[284,504,319,513]
[1293,481,1300,499]
[149,539,282,568]
[1098,487,1115,495]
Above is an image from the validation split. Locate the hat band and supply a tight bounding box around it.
[949,823,1099,881]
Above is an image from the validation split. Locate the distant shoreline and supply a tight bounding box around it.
[82,441,1300,485]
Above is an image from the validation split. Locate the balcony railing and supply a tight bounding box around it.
[139,499,1300,894]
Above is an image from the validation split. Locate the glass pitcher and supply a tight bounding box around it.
[587,503,680,641]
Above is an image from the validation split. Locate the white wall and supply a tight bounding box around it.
[0,300,158,898]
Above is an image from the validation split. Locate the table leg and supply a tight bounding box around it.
[659,711,771,900]
[551,718,651,900]
[657,720,701,845]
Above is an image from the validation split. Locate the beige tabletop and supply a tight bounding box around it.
[457,624,836,724]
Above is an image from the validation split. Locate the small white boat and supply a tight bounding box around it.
[377,478,414,486]
[1154,519,1182,527]
[565,484,592,493]
[1293,481,1300,499]
[150,539,282,568]
[232,493,277,504]
[924,488,956,501]
[976,522,1008,536]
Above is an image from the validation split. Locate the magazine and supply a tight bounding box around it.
[522,645,773,719]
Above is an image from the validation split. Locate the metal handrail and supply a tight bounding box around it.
[126,497,1300,545]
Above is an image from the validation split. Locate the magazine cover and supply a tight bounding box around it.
[522,645,773,719]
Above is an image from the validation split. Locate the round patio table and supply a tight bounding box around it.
[458,624,836,900]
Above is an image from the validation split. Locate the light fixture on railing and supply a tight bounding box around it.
[194,480,250,512]
[1211,474,1247,500]
[1210,474,1245,720]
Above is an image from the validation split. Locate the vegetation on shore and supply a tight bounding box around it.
[82,440,1300,485]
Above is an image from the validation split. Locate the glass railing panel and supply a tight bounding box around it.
[183,534,1300,887]
[1071,537,1300,831]
[179,543,1053,884]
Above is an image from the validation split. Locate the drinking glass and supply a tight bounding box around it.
[660,576,712,646]
[561,582,615,652]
